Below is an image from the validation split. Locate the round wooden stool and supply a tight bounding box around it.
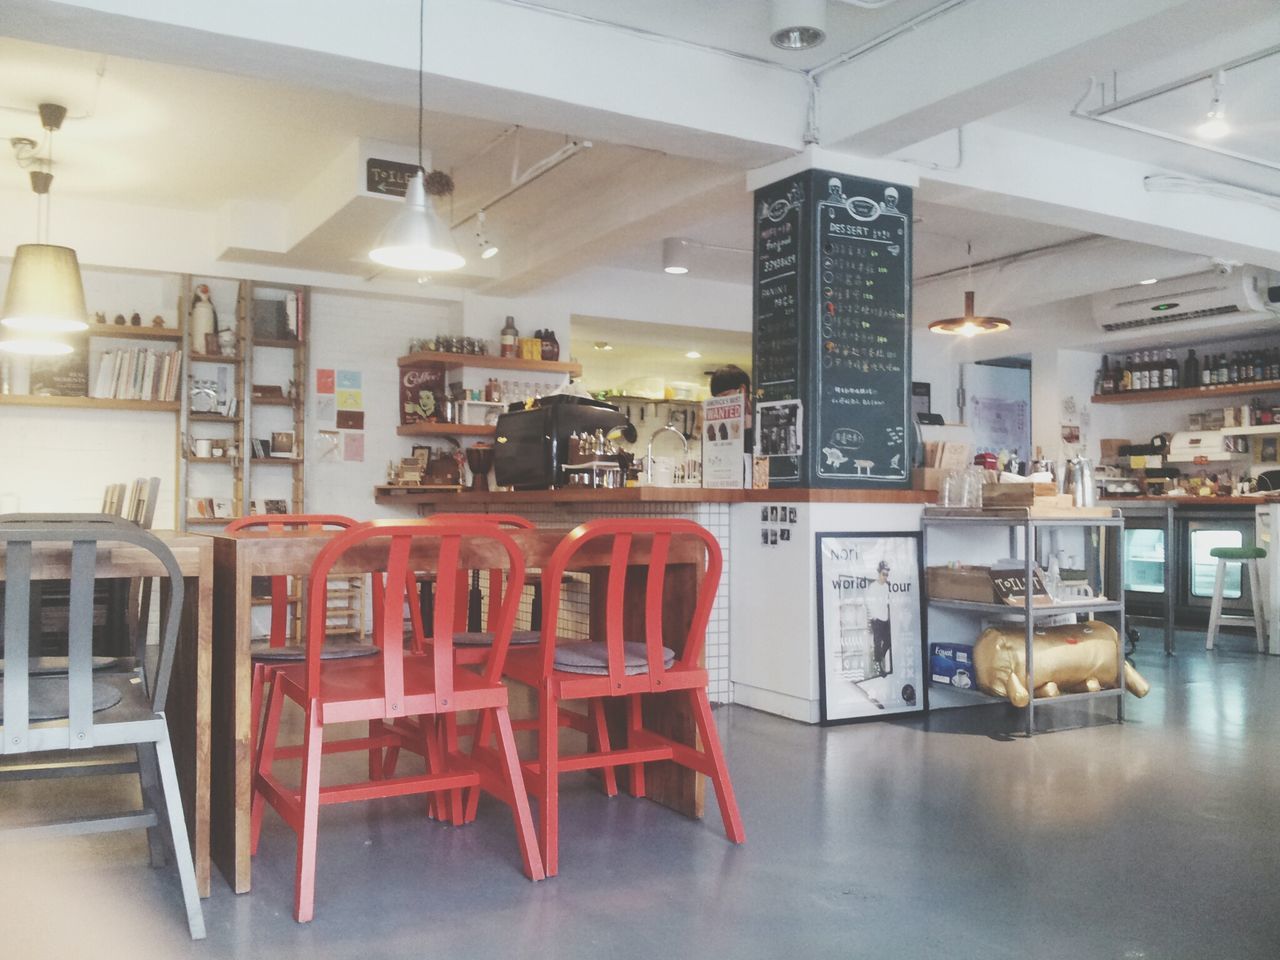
[1205,545,1268,652]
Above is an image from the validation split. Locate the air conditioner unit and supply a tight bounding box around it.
[1092,268,1279,336]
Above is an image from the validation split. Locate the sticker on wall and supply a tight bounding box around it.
[336,369,362,391]
[315,395,337,426]
[315,430,340,463]
[336,410,365,430]
[336,389,363,411]
[316,369,335,394]
[342,431,364,462]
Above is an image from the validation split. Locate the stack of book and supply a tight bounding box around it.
[91,348,182,402]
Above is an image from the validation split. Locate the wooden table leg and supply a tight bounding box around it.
[210,538,253,893]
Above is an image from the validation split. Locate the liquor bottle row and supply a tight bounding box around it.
[1096,347,1280,395]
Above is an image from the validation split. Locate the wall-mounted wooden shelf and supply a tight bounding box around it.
[252,338,303,350]
[187,456,234,464]
[0,394,180,413]
[185,517,231,526]
[250,396,297,407]
[188,413,242,423]
[189,352,243,365]
[396,422,497,438]
[88,325,183,343]
[1092,380,1280,405]
[250,457,304,465]
[397,349,581,377]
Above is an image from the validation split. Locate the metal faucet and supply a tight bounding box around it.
[646,415,690,485]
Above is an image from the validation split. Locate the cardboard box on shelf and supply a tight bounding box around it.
[1100,438,1130,460]
[926,565,998,603]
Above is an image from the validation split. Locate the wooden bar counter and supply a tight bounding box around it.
[374,485,935,507]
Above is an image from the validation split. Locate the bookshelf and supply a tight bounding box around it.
[245,282,307,518]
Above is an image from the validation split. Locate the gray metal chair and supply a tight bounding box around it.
[0,514,205,940]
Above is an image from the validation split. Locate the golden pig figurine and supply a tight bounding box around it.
[973,620,1150,707]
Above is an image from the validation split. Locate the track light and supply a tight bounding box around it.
[593,341,613,351]
[770,0,826,50]
[1195,70,1229,140]
[663,237,690,275]
[685,351,702,359]
[476,209,499,260]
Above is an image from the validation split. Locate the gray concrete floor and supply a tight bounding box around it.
[3,625,1278,959]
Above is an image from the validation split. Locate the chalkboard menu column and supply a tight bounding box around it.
[753,169,912,489]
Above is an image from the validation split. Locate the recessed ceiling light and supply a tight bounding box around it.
[593,341,613,351]
[685,350,702,359]
[1139,277,1158,285]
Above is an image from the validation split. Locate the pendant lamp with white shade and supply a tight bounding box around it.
[1,104,86,355]
[368,0,465,273]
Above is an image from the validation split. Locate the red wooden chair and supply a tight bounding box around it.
[384,513,540,812]
[225,515,383,758]
[502,518,745,876]
[252,519,544,921]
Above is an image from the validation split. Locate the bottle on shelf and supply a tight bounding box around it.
[1229,353,1240,384]
[1096,356,1111,395]
[1184,349,1199,389]
[1120,354,1133,392]
[1202,354,1213,386]
[1217,353,1229,385]
[1163,348,1178,389]
[499,316,519,358]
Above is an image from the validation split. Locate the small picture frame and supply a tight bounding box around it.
[203,333,219,355]
[769,529,778,546]
[769,506,778,522]
[211,498,233,519]
[264,499,288,515]
[760,506,769,522]
[780,527,791,542]
[270,431,296,458]
[788,507,798,524]
[761,528,770,546]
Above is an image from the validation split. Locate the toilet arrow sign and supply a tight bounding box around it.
[366,158,420,198]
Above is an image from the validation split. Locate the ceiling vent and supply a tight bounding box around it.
[1092,268,1279,336]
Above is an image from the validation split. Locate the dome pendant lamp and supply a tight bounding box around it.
[368,0,465,273]
[928,290,1010,338]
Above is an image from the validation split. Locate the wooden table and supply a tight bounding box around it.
[0,530,214,897]
[208,527,707,893]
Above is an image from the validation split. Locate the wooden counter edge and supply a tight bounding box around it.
[374,486,935,506]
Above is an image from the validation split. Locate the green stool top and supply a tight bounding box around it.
[1210,546,1267,560]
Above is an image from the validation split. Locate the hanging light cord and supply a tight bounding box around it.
[417,0,425,174]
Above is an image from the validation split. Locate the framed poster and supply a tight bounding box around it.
[815,531,926,724]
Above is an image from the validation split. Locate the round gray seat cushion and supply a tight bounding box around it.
[0,656,120,676]
[453,629,540,647]
[553,641,676,676]
[249,640,380,662]
[0,677,123,722]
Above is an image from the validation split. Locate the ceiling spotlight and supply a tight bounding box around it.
[928,291,1010,338]
[1195,70,1229,140]
[476,209,499,260]
[1139,277,1158,285]
[593,341,613,351]
[663,237,690,275]
[685,350,702,359]
[416,275,432,285]
[770,0,826,50]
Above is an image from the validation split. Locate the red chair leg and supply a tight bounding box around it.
[538,684,560,877]
[250,662,266,760]
[251,674,286,855]
[294,703,325,923]
[588,698,618,797]
[492,706,545,881]
[689,689,744,844]
[368,721,385,781]
[463,710,494,823]
[626,694,646,798]
[445,713,465,826]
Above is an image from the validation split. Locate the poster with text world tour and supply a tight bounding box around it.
[816,533,925,723]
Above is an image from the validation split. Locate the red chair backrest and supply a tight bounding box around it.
[304,520,526,712]
[420,513,535,635]
[226,514,357,646]
[537,519,721,689]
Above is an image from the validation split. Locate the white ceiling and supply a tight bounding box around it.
[570,313,752,389]
[1,0,1278,314]
[504,0,962,71]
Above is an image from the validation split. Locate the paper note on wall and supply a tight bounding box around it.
[315,395,336,426]
[336,370,362,391]
[316,369,335,394]
[336,389,362,411]
[343,431,364,462]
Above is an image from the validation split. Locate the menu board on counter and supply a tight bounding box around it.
[752,169,912,488]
